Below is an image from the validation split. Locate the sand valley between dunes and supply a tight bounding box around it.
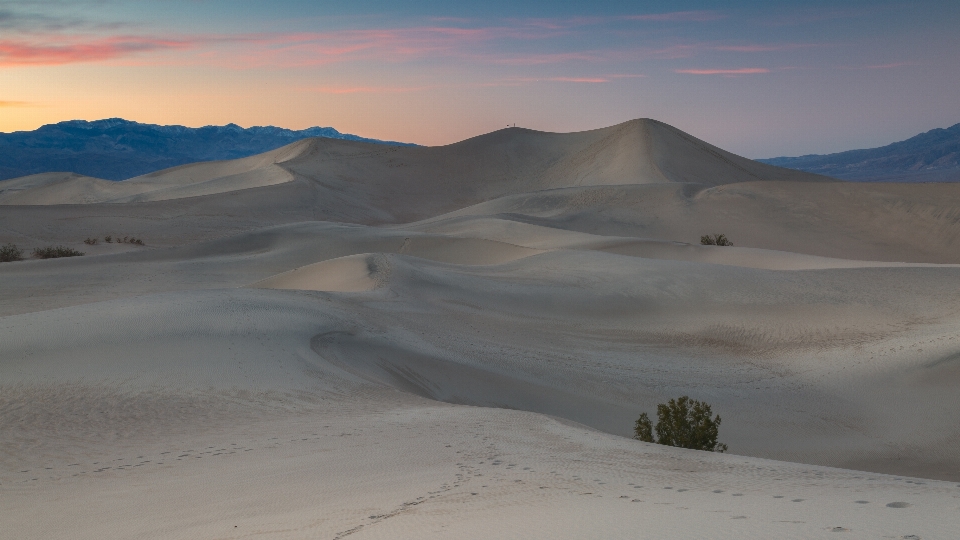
[2,119,959,539]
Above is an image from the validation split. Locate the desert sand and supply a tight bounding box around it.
[2,119,959,539]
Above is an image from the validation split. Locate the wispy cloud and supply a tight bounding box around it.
[0,35,193,67]
[0,14,799,71]
[675,68,770,75]
[0,100,33,107]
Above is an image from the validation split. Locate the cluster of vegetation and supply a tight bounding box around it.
[104,235,145,245]
[634,396,728,453]
[1,235,147,263]
[700,233,733,246]
[32,246,86,259]
[1,243,86,262]
[1,243,24,262]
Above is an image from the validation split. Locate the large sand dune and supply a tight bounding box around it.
[2,119,959,539]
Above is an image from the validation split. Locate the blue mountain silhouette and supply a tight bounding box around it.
[0,118,415,181]
[760,122,960,182]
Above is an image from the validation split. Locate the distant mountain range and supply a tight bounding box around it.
[0,119,415,181]
[759,122,960,182]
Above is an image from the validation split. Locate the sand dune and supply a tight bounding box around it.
[0,119,828,211]
[0,140,307,205]
[2,119,959,539]
[412,181,960,263]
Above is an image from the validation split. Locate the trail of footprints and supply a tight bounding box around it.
[339,443,932,540]
[3,429,939,540]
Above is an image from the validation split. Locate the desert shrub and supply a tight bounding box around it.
[107,235,144,245]
[1,243,24,262]
[634,396,727,452]
[104,235,112,243]
[84,237,98,245]
[32,246,85,259]
[700,234,733,246]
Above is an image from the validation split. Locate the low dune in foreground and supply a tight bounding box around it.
[2,119,959,539]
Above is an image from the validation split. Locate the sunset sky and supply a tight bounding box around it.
[1,0,958,157]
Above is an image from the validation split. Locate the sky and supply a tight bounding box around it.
[1,0,958,158]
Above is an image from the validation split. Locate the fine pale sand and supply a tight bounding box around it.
[2,119,959,539]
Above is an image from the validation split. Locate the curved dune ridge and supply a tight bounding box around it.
[253,253,388,292]
[2,119,960,539]
[252,237,542,292]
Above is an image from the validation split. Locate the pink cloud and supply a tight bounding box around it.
[207,26,560,69]
[0,100,33,107]
[0,25,542,69]
[0,35,193,67]
[675,68,770,75]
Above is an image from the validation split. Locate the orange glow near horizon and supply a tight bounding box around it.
[1,3,959,156]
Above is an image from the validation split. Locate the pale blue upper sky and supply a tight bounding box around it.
[1,0,958,157]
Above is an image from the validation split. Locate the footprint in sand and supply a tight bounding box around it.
[830,527,850,532]
[713,490,724,493]
[854,500,869,504]
[886,502,911,508]
[792,499,805,502]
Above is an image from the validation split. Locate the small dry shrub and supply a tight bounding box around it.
[107,235,145,245]
[1,243,24,262]
[32,246,85,259]
[700,234,733,246]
